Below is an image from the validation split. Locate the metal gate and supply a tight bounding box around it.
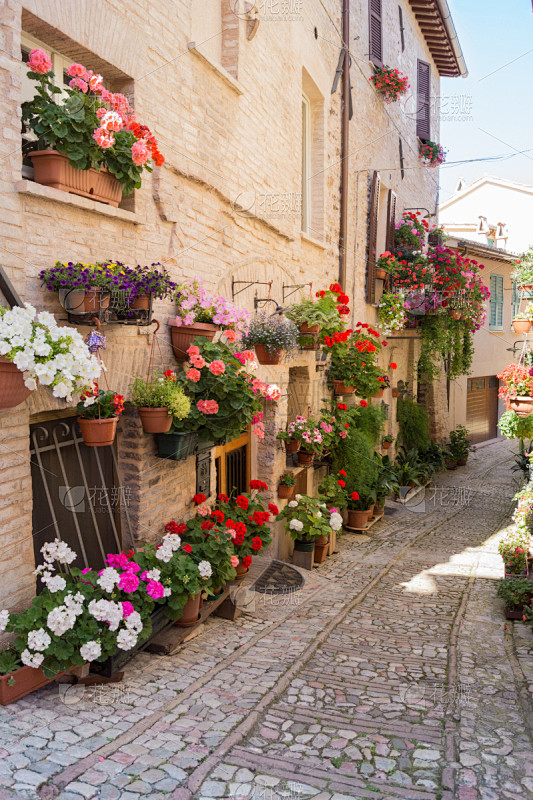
[215,432,250,496]
[30,416,125,571]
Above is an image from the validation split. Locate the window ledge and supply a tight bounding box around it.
[187,43,243,95]
[17,180,139,223]
[301,231,326,249]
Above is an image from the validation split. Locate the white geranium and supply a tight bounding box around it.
[155,545,173,563]
[125,611,143,634]
[0,304,101,401]
[117,628,138,651]
[330,512,343,531]
[198,560,212,579]
[144,569,161,582]
[88,599,123,631]
[41,539,76,565]
[288,500,298,508]
[27,628,51,652]
[0,610,10,632]
[80,641,102,662]
[295,494,302,501]
[44,575,66,593]
[163,533,182,551]
[47,605,77,636]
[289,519,303,532]
[97,568,120,593]
[21,650,44,669]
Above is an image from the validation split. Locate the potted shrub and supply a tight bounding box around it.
[285,287,348,349]
[382,434,394,450]
[166,340,273,445]
[23,51,163,205]
[118,262,176,313]
[277,416,310,453]
[169,280,250,362]
[498,364,533,418]
[39,260,126,315]
[318,471,348,510]
[394,211,428,251]
[346,490,375,529]
[418,140,446,167]
[327,326,383,399]
[496,578,533,620]
[277,494,336,563]
[130,371,191,434]
[375,252,400,281]
[370,66,409,103]
[278,472,297,499]
[240,313,299,365]
[0,304,101,410]
[498,536,529,579]
[448,425,473,466]
[512,305,533,334]
[77,385,125,446]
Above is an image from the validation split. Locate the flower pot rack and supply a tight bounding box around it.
[61,289,155,326]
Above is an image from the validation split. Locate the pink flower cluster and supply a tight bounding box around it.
[175,279,249,335]
[197,399,219,414]
[105,552,166,602]
[28,48,52,75]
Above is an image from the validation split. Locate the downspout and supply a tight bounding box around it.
[338,0,350,288]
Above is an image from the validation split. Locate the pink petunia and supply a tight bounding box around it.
[28,49,52,75]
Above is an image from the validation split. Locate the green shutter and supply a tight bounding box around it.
[489,275,503,330]
[512,281,520,319]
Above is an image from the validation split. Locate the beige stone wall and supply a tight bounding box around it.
[0,0,449,609]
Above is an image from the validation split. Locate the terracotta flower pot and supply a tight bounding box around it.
[284,439,300,454]
[168,319,218,362]
[0,665,71,706]
[376,268,387,280]
[131,294,151,310]
[255,344,284,365]
[347,508,371,529]
[138,407,172,433]
[0,358,32,411]
[299,323,320,350]
[519,284,533,292]
[235,562,250,578]
[30,150,122,206]
[176,592,202,627]
[78,417,119,447]
[512,319,532,334]
[333,380,355,395]
[374,389,384,399]
[314,535,330,564]
[59,287,111,315]
[509,396,533,418]
[382,440,392,450]
[374,501,385,515]
[367,503,376,520]
[299,323,320,334]
[278,484,295,499]
[297,450,314,467]
[456,457,468,466]
[445,458,458,470]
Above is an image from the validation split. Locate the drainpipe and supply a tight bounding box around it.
[338,0,350,288]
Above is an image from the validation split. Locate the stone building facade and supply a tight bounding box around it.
[0,0,464,612]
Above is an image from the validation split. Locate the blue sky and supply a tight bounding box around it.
[438,0,533,201]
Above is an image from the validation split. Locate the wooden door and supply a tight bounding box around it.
[466,376,499,444]
[215,432,251,496]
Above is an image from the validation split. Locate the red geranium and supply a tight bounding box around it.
[218,493,229,503]
[192,493,206,504]
[182,543,192,553]
[339,469,346,476]
[251,537,263,551]
[250,480,268,491]
[236,495,249,510]
[351,491,360,501]
[337,480,346,488]
[268,503,279,515]
[242,556,252,568]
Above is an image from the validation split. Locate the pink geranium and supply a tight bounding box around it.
[89,73,104,92]
[125,561,141,574]
[69,77,88,93]
[66,62,88,79]
[196,503,211,517]
[100,110,123,132]
[231,556,239,567]
[93,128,114,148]
[28,49,52,75]
[106,553,130,570]
[197,399,219,415]
[146,580,165,599]
[118,572,140,593]
[186,368,201,383]
[191,356,206,369]
[225,329,237,343]
[121,601,135,618]
[131,140,150,166]
[209,360,225,376]
[187,345,201,358]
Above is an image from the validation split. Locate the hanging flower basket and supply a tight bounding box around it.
[168,319,218,363]
[30,150,122,206]
[255,344,284,365]
[78,416,118,447]
[509,397,533,418]
[284,439,300,454]
[0,357,32,411]
[333,380,355,395]
[376,268,387,280]
[418,140,446,167]
[138,407,172,433]
[156,431,198,461]
[369,66,409,103]
[278,483,295,499]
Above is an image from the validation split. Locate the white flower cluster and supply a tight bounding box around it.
[288,500,298,508]
[80,640,102,662]
[21,649,44,669]
[0,304,101,400]
[27,628,51,652]
[41,539,76,565]
[378,293,408,336]
[289,519,303,532]
[155,532,182,563]
[330,512,343,532]
[88,599,123,631]
[0,610,10,632]
[47,593,84,635]
[198,560,212,579]
[116,611,143,651]
[144,568,161,581]
[97,567,120,593]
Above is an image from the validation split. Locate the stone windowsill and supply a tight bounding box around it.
[301,231,326,249]
[187,43,243,95]
[17,180,139,224]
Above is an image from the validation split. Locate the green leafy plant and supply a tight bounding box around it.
[0,648,22,677]
[498,534,529,575]
[130,372,190,419]
[499,410,533,440]
[77,386,125,419]
[354,403,386,445]
[285,290,345,342]
[332,429,378,505]
[496,578,533,609]
[448,425,473,460]
[318,471,349,509]
[279,472,296,487]
[396,397,430,451]
[512,251,533,287]
[277,494,336,541]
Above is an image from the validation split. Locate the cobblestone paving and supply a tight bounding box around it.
[2,440,533,800]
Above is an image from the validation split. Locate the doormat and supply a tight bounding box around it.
[253,559,305,595]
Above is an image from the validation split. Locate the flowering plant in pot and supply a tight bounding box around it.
[211,481,274,574]
[318,470,349,509]
[382,434,394,450]
[169,340,269,443]
[448,425,473,465]
[369,66,409,103]
[285,285,349,347]
[278,472,297,499]
[346,489,376,529]
[76,384,125,446]
[496,577,533,619]
[240,313,299,365]
[512,305,533,334]
[39,260,126,314]
[130,370,191,433]
[394,211,428,251]
[327,325,383,399]
[376,252,400,280]
[511,254,533,290]
[498,541,529,578]
[276,415,308,452]
[419,140,446,167]
[277,494,340,562]
[120,262,177,310]
[22,51,163,204]
[378,293,408,335]
[0,304,101,409]
[498,364,533,417]
[290,418,324,465]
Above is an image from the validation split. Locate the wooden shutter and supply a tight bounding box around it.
[369,0,383,66]
[512,281,520,319]
[398,5,405,51]
[366,170,381,304]
[416,59,431,140]
[385,189,397,252]
[489,275,503,329]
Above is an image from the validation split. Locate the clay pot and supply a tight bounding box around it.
[0,665,71,706]
[512,319,532,334]
[137,407,172,434]
[300,323,320,334]
[60,287,111,315]
[314,534,330,564]
[168,320,218,362]
[78,417,119,447]
[297,450,314,467]
[374,389,384,399]
[299,323,320,350]
[374,501,385,516]
[376,268,387,280]
[131,294,151,310]
[284,439,300,454]
[176,592,202,626]
[509,396,533,418]
[30,150,122,206]
[382,440,392,450]
[367,503,375,520]
[445,458,458,470]
[235,562,250,578]
[278,483,295,499]
[332,380,355,395]
[519,284,533,292]
[0,358,32,410]
[451,310,461,320]
[456,457,468,467]
[347,508,371,529]
[255,344,284,365]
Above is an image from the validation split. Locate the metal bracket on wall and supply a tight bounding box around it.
[231,278,272,300]
[282,282,312,303]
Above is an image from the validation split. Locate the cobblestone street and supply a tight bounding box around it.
[2,439,532,800]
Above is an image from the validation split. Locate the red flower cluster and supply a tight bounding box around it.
[236,495,249,510]
[182,543,192,553]
[192,493,206,505]
[250,510,270,526]
[250,480,268,491]
[251,537,263,551]
[218,493,229,503]
[337,403,347,411]
[165,520,187,535]
[351,491,360,501]
[337,479,346,488]
[268,503,279,516]
[242,556,252,568]
[201,520,214,531]
[127,120,164,166]
[323,329,354,348]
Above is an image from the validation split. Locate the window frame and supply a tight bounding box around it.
[416,59,431,141]
[301,92,311,235]
[489,274,504,331]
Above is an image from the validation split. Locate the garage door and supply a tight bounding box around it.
[466,376,499,444]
